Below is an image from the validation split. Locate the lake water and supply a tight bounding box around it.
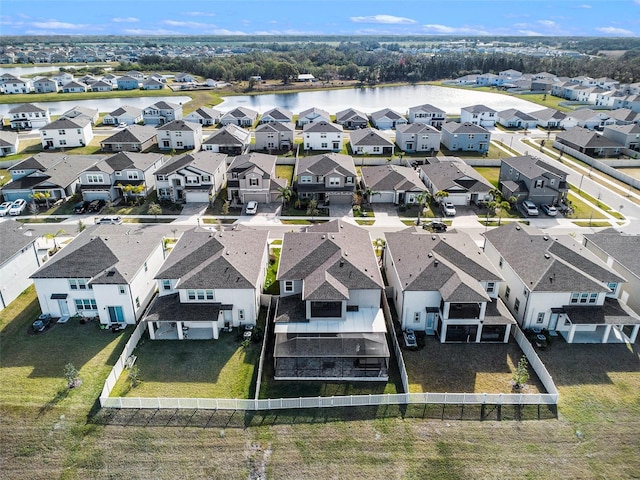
[218,84,542,115]
[0,96,188,117]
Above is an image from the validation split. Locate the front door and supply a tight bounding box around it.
[426,312,436,335]
[549,313,559,331]
[58,300,69,317]
[108,306,125,323]
[223,309,232,327]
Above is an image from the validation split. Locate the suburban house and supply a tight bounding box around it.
[554,128,623,158]
[498,155,568,206]
[253,122,294,152]
[202,124,251,155]
[145,226,269,340]
[116,75,141,91]
[61,81,87,93]
[496,109,538,129]
[155,151,227,204]
[219,107,259,127]
[142,78,164,90]
[0,131,19,156]
[420,158,494,206]
[8,103,51,130]
[174,72,195,83]
[143,101,183,125]
[349,128,394,155]
[360,164,427,205]
[385,229,515,343]
[369,108,408,130]
[294,153,356,205]
[530,108,571,129]
[31,225,169,326]
[297,107,331,127]
[157,120,203,151]
[440,122,491,153]
[259,107,293,124]
[602,124,640,151]
[226,152,284,204]
[0,219,42,311]
[39,117,94,149]
[33,77,58,93]
[184,106,222,126]
[78,74,98,85]
[52,71,74,86]
[583,231,640,331]
[335,108,369,129]
[1,153,102,203]
[407,104,446,128]
[569,109,615,130]
[606,108,640,125]
[100,125,158,153]
[395,123,441,153]
[460,105,497,127]
[61,106,99,125]
[274,220,389,380]
[483,223,640,344]
[102,106,143,126]
[78,152,165,202]
[303,121,344,151]
[89,80,114,92]
[0,74,32,94]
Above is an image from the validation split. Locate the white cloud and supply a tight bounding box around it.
[350,14,417,25]
[577,4,592,8]
[185,11,215,17]
[596,26,635,35]
[112,17,139,23]
[422,24,491,35]
[537,20,557,28]
[162,20,212,28]
[123,28,181,35]
[518,30,543,36]
[30,20,88,30]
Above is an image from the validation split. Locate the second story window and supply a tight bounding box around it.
[284,281,294,293]
[486,282,495,293]
[249,178,259,186]
[329,177,340,186]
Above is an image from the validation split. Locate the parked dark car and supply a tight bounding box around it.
[87,199,106,213]
[32,313,52,332]
[424,221,447,232]
[73,200,90,214]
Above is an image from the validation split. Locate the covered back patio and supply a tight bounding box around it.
[557,298,640,344]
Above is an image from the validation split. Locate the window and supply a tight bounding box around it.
[58,130,66,135]
[76,129,81,134]
[176,141,183,147]
[486,282,495,294]
[321,143,328,149]
[414,312,421,323]
[589,293,598,304]
[86,174,103,184]
[69,279,88,290]
[300,176,312,184]
[536,312,545,324]
[345,177,354,185]
[157,175,167,181]
[320,133,327,138]
[60,140,67,146]
[187,289,196,300]
[201,175,211,182]
[119,286,126,295]
[127,172,139,180]
[144,262,148,272]
[570,292,579,304]
[206,290,214,300]
[284,281,294,293]
[329,177,340,186]
[75,299,97,311]
[607,282,617,293]
[534,179,544,188]
[239,310,245,322]
[580,293,589,304]
[249,178,259,186]
[186,176,198,185]
[514,298,520,313]
[505,286,511,300]
[373,146,380,152]
[162,280,171,290]
[197,290,205,300]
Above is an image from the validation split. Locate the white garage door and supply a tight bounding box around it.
[447,194,468,206]
[372,192,395,203]
[82,191,110,201]
[185,190,210,203]
[243,193,269,203]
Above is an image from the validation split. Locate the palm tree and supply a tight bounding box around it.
[276,185,295,209]
[363,186,379,206]
[306,199,319,216]
[434,190,449,205]
[489,198,511,226]
[414,191,431,226]
[45,229,66,255]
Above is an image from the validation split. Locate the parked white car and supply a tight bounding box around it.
[9,198,27,216]
[521,200,539,216]
[0,201,12,216]
[540,204,558,216]
[441,202,456,216]
[245,201,258,215]
[96,215,123,225]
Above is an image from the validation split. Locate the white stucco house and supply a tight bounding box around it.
[40,117,94,149]
[145,227,269,340]
[157,120,203,151]
[303,121,343,151]
[460,105,497,127]
[8,103,51,130]
[31,225,170,326]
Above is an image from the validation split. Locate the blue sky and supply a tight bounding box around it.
[1,0,639,37]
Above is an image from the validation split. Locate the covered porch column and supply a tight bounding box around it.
[629,324,640,343]
[475,324,482,343]
[602,324,613,343]
[567,323,577,343]
[503,323,512,343]
[212,320,219,340]
[148,321,156,340]
[177,321,184,340]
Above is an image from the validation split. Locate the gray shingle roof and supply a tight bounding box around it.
[155,151,226,176]
[255,122,294,133]
[156,227,268,289]
[386,230,502,300]
[483,223,625,293]
[420,160,493,193]
[158,120,201,132]
[501,155,566,179]
[302,121,342,133]
[278,220,383,300]
[147,101,180,110]
[297,153,356,177]
[461,104,496,114]
[204,124,251,145]
[556,128,621,149]
[530,108,567,122]
[8,103,47,114]
[361,164,426,192]
[228,152,277,178]
[100,125,157,144]
[349,128,393,147]
[42,117,90,129]
[370,108,405,121]
[262,107,293,121]
[583,231,640,279]
[107,105,142,117]
[409,104,445,114]
[498,109,537,121]
[0,219,37,266]
[442,122,489,134]
[395,123,438,135]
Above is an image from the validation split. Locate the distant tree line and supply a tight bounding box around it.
[127,44,640,84]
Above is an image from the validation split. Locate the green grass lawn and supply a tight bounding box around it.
[565,190,607,219]
[473,166,500,188]
[275,165,294,185]
[110,332,261,399]
[439,143,505,160]
[264,247,281,295]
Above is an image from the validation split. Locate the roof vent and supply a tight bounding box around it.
[434,260,439,266]
[543,235,549,241]
[428,252,433,258]
[321,235,326,239]
[226,250,230,255]
[544,253,550,259]
[515,225,521,230]
[432,235,436,240]
[340,260,344,267]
